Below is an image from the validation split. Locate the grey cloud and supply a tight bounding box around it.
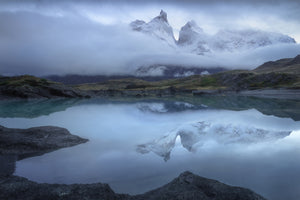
[1,0,299,4]
[0,1,299,76]
[0,11,175,76]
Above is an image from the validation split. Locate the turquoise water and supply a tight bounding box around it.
[0,96,299,200]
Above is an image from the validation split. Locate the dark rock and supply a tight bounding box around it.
[0,175,129,200]
[0,125,88,155]
[0,171,267,200]
[0,155,16,177]
[132,171,267,200]
[192,89,220,96]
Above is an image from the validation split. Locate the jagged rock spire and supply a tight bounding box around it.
[178,20,205,45]
[151,9,168,23]
[159,10,168,22]
[181,21,201,31]
[130,9,176,47]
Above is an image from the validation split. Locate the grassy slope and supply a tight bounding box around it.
[0,75,89,98]
[0,75,53,87]
[1,55,299,97]
[76,55,300,93]
[75,71,298,93]
[75,75,227,92]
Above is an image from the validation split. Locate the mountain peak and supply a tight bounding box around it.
[130,10,176,46]
[152,9,168,23]
[178,20,207,49]
[130,10,296,55]
[160,10,168,21]
[181,20,203,33]
[182,21,197,29]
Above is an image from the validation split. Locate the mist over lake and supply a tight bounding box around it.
[1,97,299,200]
[1,1,300,199]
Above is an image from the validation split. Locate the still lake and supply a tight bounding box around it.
[0,96,300,200]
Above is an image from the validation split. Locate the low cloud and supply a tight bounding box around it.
[0,11,174,75]
[0,7,299,76]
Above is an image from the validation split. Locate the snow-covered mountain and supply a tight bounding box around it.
[177,20,296,54]
[211,29,296,52]
[136,102,197,114]
[131,10,296,55]
[177,20,210,55]
[130,10,176,47]
[134,65,225,77]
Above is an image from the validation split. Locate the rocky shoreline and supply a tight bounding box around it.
[0,125,267,200]
[0,125,88,155]
[0,172,266,200]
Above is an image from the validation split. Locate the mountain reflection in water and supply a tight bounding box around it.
[0,96,299,200]
[0,95,299,120]
[137,121,291,161]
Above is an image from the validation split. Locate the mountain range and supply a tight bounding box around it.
[130,10,296,55]
[33,10,298,81]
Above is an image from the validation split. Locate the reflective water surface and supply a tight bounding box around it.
[0,96,300,200]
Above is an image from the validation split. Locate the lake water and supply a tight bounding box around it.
[0,96,300,200]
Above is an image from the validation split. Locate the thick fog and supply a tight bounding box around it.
[0,0,300,76]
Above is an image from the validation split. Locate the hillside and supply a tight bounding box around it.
[75,71,298,97]
[75,55,300,96]
[0,55,299,99]
[254,55,300,74]
[0,75,90,99]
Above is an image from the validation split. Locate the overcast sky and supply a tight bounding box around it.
[0,0,300,76]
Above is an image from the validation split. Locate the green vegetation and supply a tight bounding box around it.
[75,75,224,92]
[1,55,299,99]
[199,76,218,87]
[74,70,298,94]
[0,75,53,87]
[0,75,89,99]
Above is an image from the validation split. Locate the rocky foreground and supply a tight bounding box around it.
[0,171,266,200]
[0,125,88,155]
[0,125,266,199]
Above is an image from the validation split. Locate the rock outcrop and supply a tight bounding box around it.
[0,75,91,99]
[0,171,267,200]
[0,125,88,155]
[133,171,267,200]
[0,175,129,200]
